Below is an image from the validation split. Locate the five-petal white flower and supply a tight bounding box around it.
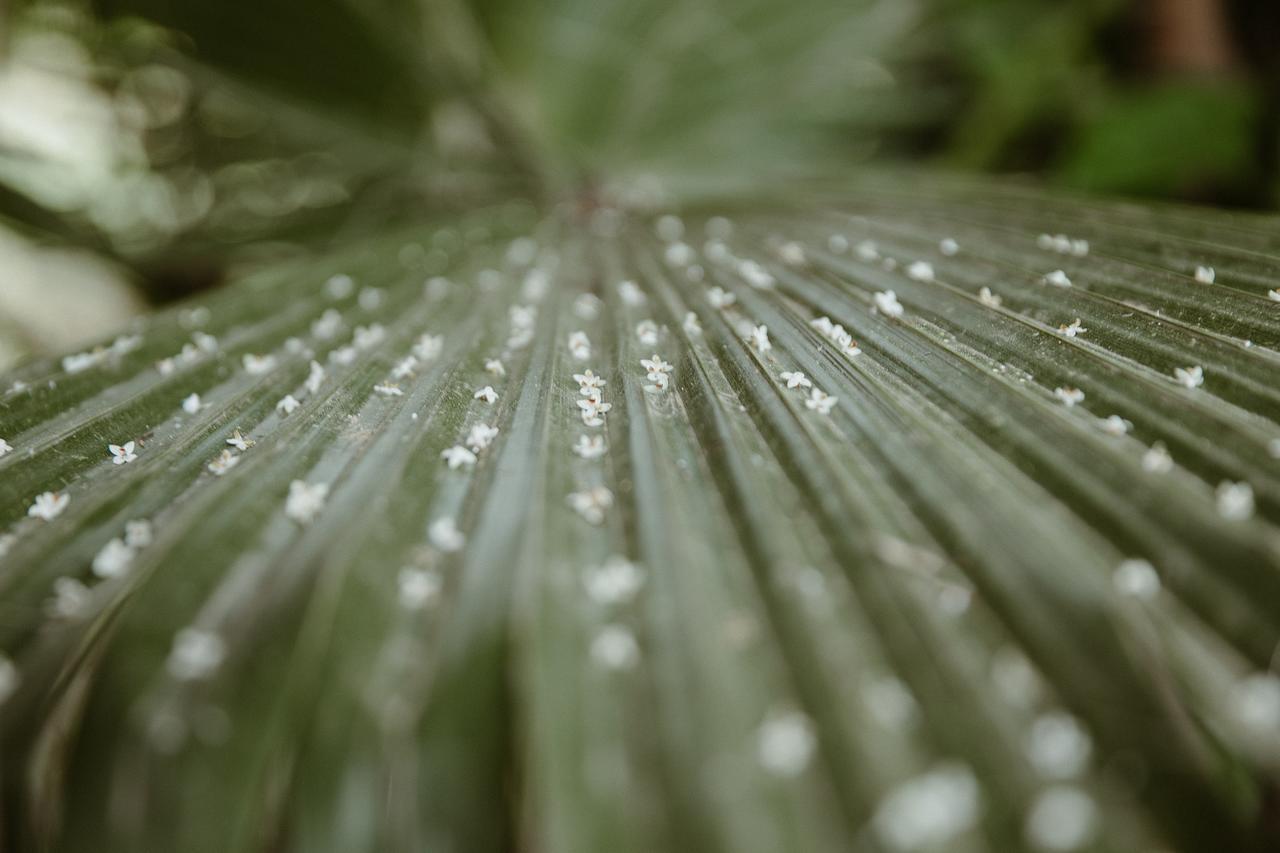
[109,441,138,465]
[780,371,812,389]
[441,445,478,469]
[28,492,69,521]
[573,434,607,460]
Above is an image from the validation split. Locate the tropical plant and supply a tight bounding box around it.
[1,2,1279,852]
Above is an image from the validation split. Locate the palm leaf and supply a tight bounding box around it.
[1,174,1279,851]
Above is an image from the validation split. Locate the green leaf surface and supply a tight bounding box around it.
[1,178,1279,852]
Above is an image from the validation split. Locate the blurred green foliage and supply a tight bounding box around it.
[1057,79,1259,198]
[0,0,1276,313]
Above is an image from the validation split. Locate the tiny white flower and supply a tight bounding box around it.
[828,234,849,254]
[374,383,403,397]
[568,486,614,524]
[330,346,358,366]
[353,324,386,349]
[242,353,277,375]
[810,316,834,336]
[640,355,673,376]
[48,577,91,618]
[92,538,135,579]
[939,238,959,257]
[285,480,329,525]
[312,308,343,339]
[441,445,477,469]
[578,397,612,427]
[705,216,732,239]
[573,293,602,320]
[635,320,660,346]
[1058,319,1087,338]
[1054,387,1085,407]
[168,628,226,680]
[707,286,736,308]
[1114,559,1160,600]
[574,370,607,393]
[873,764,981,851]
[305,360,326,394]
[63,351,102,373]
[109,441,138,465]
[276,395,301,415]
[1142,443,1173,473]
[474,386,498,404]
[805,388,837,414]
[978,287,1002,308]
[591,624,640,671]
[1194,265,1215,284]
[618,280,646,305]
[1173,365,1204,389]
[584,556,645,606]
[391,357,419,380]
[1025,786,1098,851]
[520,268,548,299]
[907,260,935,282]
[191,331,217,353]
[778,241,806,266]
[683,311,702,335]
[182,393,202,414]
[748,325,771,353]
[485,358,506,376]
[398,568,442,609]
[1098,415,1131,436]
[113,334,142,355]
[856,240,879,261]
[429,516,465,552]
[466,423,499,452]
[227,430,255,451]
[1026,712,1093,779]
[1043,270,1072,288]
[568,331,592,360]
[0,438,11,456]
[758,712,816,777]
[510,304,538,330]
[208,450,239,476]
[874,290,904,318]
[1269,289,1280,302]
[822,322,860,357]
[739,260,775,289]
[326,273,355,299]
[1233,673,1280,731]
[28,491,69,521]
[358,286,383,311]
[665,242,695,267]
[125,519,153,548]
[1071,239,1089,256]
[413,334,443,361]
[1217,481,1255,521]
[780,371,812,389]
[573,434,607,460]
[424,276,452,300]
[644,372,670,393]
